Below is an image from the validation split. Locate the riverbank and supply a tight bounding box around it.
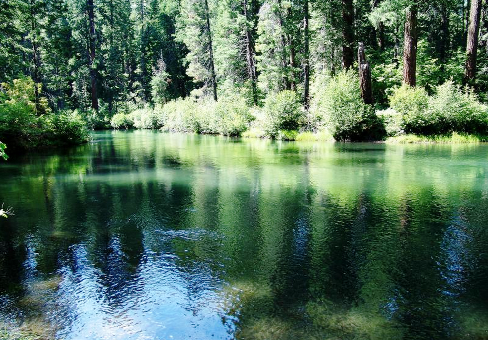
[2,74,488,156]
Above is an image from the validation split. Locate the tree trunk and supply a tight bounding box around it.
[139,0,148,101]
[358,43,372,105]
[465,0,482,85]
[372,0,385,50]
[465,0,471,46]
[87,0,98,111]
[342,0,354,70]
[303,0,310,109]
[439,4,450,63]
[29,0,41,114]
[277,0,290,90]
[243,0,258,105]
[204,0,217,101]
[289,40,296,91]
[402,4,417,87]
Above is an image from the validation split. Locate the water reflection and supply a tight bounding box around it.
[1,131,488,339]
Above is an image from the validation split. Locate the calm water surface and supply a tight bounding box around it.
[1,131,488,339]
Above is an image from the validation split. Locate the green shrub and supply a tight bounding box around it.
[0,78,47,149]
[389,84,430,134]
[192,99,217,134]
[295,130,334,142]
[0,98,39,149]
[261,90,303,138]
[45,111,90,145]
[371,59,403,107]
[277,129,298,141]
[150,59,170,105]
[158,95,253,136]
[376,108,403,137]
[0,78,89,150]
[389,82,488,136]
[311,70,385,141]
[110,113,134,129]
[130,108,158,129]
[79,109,111,130]
[427,81,488,134]
[0,141,7,160]
[159,98,201,133]
[213,95,253,136]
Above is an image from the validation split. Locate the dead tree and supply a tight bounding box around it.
[358,43,373,105]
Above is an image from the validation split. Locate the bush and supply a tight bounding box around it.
[389,84,429,134]
[157,95,253,136]
[427,81,488,134]
[130,108,159,129]
[80,109,111,130]
[389,82,488,136]
[0,141,7,160]
[0,96,39,149]
[45,111,90,145]
[376,108,403,137]
[159,98,201,133]
[260,90,303,138]
[0,78,89,150]
[311,70,385,141]
[110,113,134,129]
[213,95,253,136]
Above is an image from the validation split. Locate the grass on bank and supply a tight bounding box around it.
[3,72,488,153]
[386,132,488,144]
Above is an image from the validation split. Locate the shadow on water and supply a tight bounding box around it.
[1,131,488,339]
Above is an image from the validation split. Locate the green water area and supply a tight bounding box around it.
[1,131,488,339]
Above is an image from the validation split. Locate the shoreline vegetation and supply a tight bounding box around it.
[0,71,488,155]
[1,0,488,153]
[2,73,488,153]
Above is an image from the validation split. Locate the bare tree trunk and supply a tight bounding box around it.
[87,0,98,111]
[29,0,41,114]
[289,40,296,91]
[285,6,297,91]
[342,0,354,70]
[465,0,471,46]
[243,0,258,105]
[402,4,417,87]
[465,0,482,84]
[277,0,290,90]
[372,0,385,50]
[358,43,373,105]
[204,0,217,101]
[303,0,310,109]
[439,4,450,63]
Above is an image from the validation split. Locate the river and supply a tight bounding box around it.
[0,131,487,339]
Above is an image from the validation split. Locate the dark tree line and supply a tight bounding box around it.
[0,0,487,115]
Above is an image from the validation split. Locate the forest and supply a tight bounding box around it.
[1,0,488,151]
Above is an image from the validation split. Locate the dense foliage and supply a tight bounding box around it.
[0,0,487,144]
[385,82,488,136]
[0,141,7,160]
[0,78,89,150]
[311,71,385,141]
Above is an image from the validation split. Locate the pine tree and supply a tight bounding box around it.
[403,2,417,86]
[465,0,482,84]
[177,0,218,100]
